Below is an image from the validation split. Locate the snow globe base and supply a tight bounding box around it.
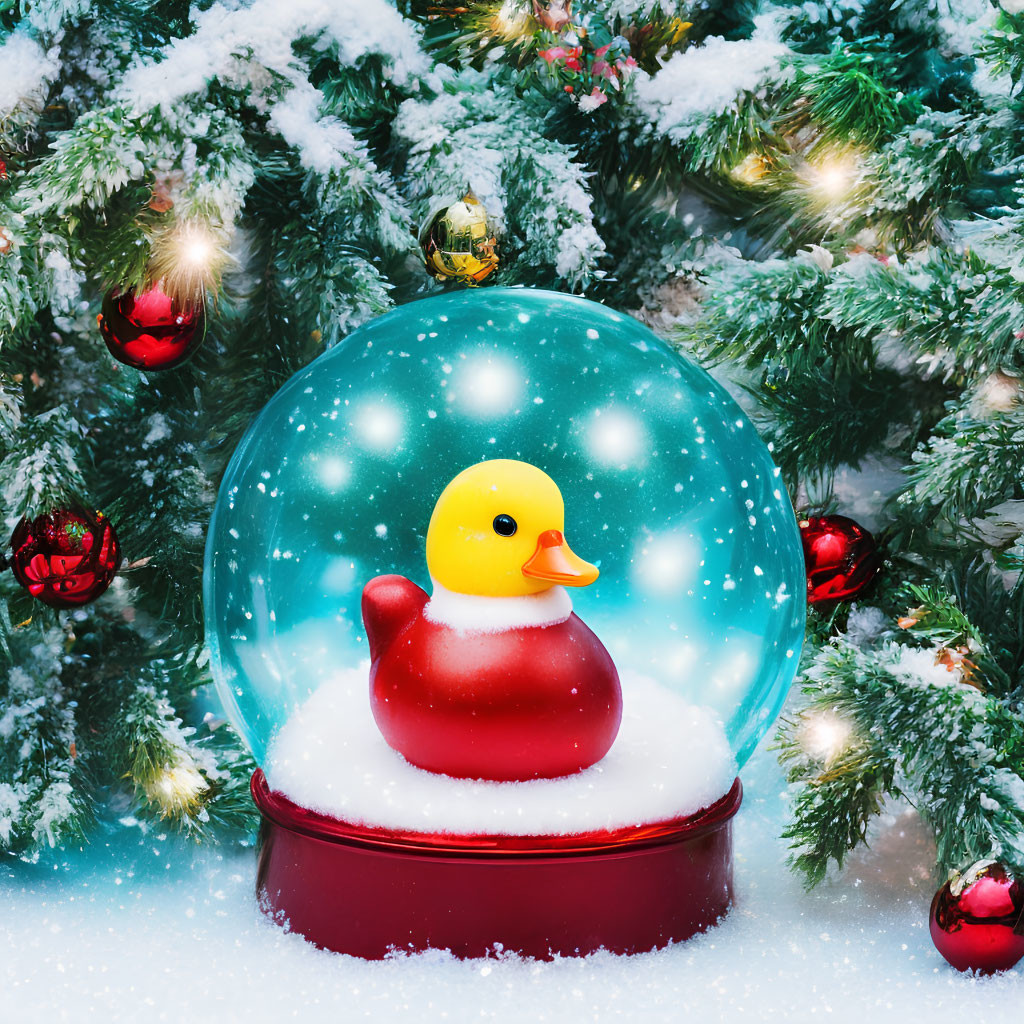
[251,770,741,959]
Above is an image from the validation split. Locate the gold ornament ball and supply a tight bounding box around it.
[420,193,499,287]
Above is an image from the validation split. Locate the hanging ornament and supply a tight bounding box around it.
[799,514,881,604]
[97,284,206,371]
[9,507,121,608]
[930,861,1024,974]
[419,193,499,287]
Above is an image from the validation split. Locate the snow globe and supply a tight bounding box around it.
[204,289,805,958]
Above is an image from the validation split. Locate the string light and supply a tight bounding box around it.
[799,148,866,208]
[144,761,208,817]
[797,708,854,765]
[148,218,228,307]
[490,0,533,39]
[730,152,770,185]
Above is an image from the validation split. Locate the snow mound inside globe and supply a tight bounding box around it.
[265,664,734,834]
[204,289,805,827]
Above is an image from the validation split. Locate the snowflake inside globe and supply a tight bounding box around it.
[205,289,804,833]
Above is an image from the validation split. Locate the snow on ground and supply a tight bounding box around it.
[2,742,1021,1023]
[265,666,736,834]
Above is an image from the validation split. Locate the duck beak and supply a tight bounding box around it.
[522,530,599,587]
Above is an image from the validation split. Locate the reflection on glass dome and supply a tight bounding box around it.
[204,289,805,822]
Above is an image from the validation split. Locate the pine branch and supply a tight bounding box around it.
[900,400,1024,525]
[823,247,1024,374]
[757,362,917,483]
[104,667,255,839]
[779,720,896,888]
[778,46,920,150]
[780,636,1024,886]
[0,406,90,528]
[686,252,872,376]
[0,622,92,857]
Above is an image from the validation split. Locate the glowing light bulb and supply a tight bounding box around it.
[730,153,770,185]
[168,221,217,269]
[145,762,207,816]
[493,0,529,34]
[798,709,854,764]
[802,150,864,205]
[148,218,227,306]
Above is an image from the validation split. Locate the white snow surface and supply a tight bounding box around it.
[633,15,789,141]
[3,742,1021,1023]
[265,664,735,835]
[118,0,427,113]
[0,32,59,117]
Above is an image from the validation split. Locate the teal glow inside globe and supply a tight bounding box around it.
[204,289,805,771]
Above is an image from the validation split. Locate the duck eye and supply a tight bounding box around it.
[492,514,517,537]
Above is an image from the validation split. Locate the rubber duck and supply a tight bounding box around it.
[362,459,622,781]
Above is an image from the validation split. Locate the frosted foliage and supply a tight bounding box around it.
[3,746,1023,1020]
[0,32,59,118]
[598,0,678,18]
[266,666,736,834]
[23,0,92,35]
[940,0,997,53]
[41,236,86,313]
[139,686,224,790]
[843,605,891,647]
[118,0,427,113]
[801,639,1024,866]
[21,110,148,216]
[0,408,86,532]
[111,0,420,245]
[516,148,606,282]
[0,383,22,443]
[633,16,789,141]
[269,83,365,175]
[395,90,507,225]
[878,642,972,691]
[0,631,80,849]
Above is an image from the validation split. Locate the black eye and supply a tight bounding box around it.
[492,514,517,537]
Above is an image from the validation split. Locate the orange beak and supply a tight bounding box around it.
[522,530,599,587]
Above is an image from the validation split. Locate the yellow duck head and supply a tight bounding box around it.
[425,460,599,598]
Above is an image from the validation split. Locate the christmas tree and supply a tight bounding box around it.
[1,0,1022,912]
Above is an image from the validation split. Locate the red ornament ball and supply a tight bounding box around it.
[930,861,1024,974]
[9,508,121,608]
[98,285,205,370]
[799,514,880,604]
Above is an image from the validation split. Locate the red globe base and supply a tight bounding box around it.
[252,770,740,959]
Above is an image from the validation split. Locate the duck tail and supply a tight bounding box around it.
[361,575,429,662]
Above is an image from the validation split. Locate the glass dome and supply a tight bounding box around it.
[204,289,805,774]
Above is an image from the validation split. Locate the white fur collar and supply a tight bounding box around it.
[423,580,572,633]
